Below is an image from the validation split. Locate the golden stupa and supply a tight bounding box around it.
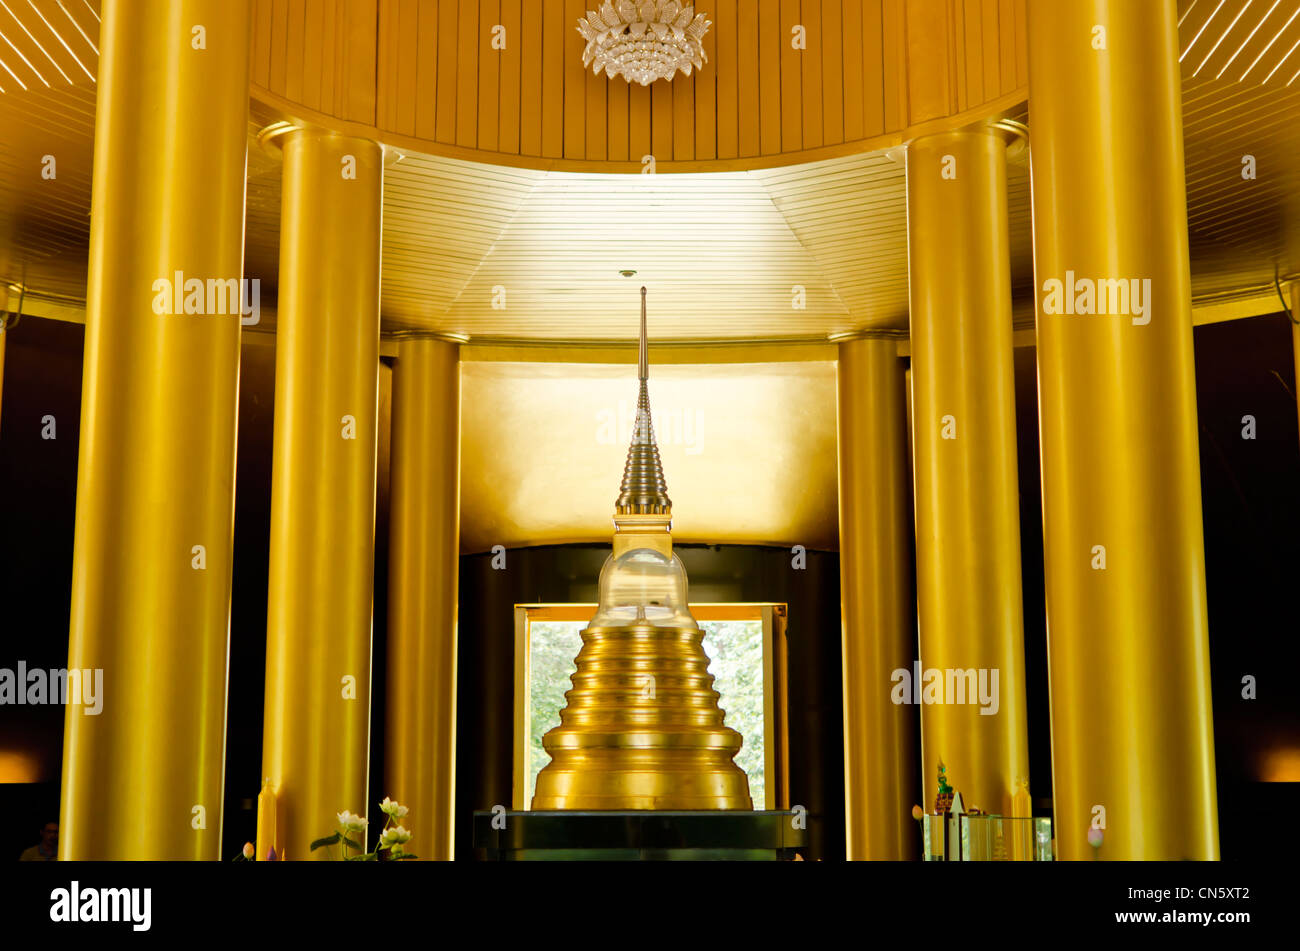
[531,287,753,811]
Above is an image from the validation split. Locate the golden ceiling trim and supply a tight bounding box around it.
[827,329,910,342]
[256,120,404,166]
[249,83,1032,177]
[888,112,1030,165]
[385,329,471,344]
[460,336,838,364]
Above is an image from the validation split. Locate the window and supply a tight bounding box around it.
[513,604,788,810]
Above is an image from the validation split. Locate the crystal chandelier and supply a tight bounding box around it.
[577,1,712,86]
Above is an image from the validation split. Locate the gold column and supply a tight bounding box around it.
[1292,285,1300,441]
[261,131,383,859]
[1028,0,1218,859]
[59,0,252,859]
[906,129,1030,820]
[385,337,461,861]
[837,337,918,860]
[0,290,7,432]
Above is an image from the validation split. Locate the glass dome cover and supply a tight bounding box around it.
[589,546,697,628]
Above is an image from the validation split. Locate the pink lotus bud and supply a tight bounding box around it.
[242,842,254,859]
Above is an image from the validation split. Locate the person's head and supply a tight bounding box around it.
[40,822,57,850]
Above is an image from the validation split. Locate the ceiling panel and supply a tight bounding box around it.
[1,2,1298,339]
[1178,0,1300,87]
[0,0,98,94]
[1178,0,1300,299]
[433,169,854,339]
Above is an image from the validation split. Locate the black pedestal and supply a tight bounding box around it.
[472,810,806,861]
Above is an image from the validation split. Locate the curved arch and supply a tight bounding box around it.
[249,0,1029,172]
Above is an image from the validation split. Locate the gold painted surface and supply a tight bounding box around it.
[261,131,383,861]
[1028,0,1218,860]
[0,286,7,429]
[0,80,96,303]
[1178,0,1300,89]
[0,0,98,92]
[0,0,98,301]
[458,360,839,553]
[250,0,1028,172]
[906,130,1030,821]
[459,338,840,363]
[1293,285,1300,443]
[59,0,252,860]
[407,166,857,337]
[0,2,1297,340]
[385,337,461,861]
[836,338,917,859]
[1177,0,1300,297]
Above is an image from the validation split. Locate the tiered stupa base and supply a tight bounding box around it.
[531,620,753,811]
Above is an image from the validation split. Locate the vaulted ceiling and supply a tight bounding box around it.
[0,0,1296,342]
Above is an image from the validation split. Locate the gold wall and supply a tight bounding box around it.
[459,359,839,552]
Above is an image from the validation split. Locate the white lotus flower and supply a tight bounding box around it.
[379,796,409,818]
[336,810,367,832]
[380,824,412,848]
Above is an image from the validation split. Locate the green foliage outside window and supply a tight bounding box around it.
[527,620,584,806]
[699,619,765,808]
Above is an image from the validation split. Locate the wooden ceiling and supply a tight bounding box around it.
[253,0,1027,170]
[1180,0,1300,309]
[0,1,1297,341]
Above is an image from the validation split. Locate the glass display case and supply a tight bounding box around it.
[922,814,1054,861]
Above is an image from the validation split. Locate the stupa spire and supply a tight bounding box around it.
[615,286,671,516]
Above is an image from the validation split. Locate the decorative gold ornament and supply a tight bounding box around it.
[577,1,711,86]
[531,287,751,810]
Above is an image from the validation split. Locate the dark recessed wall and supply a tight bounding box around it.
[1192,314,1300,857]
[0,317,81,862]
[454,541,852,861]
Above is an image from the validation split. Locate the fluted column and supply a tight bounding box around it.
[837,337,918,860]
[906,129,1030,820]
[59,0,252,859]
[385,337,461,861]
[261,131,383,860]
[1028,0,1218,860]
